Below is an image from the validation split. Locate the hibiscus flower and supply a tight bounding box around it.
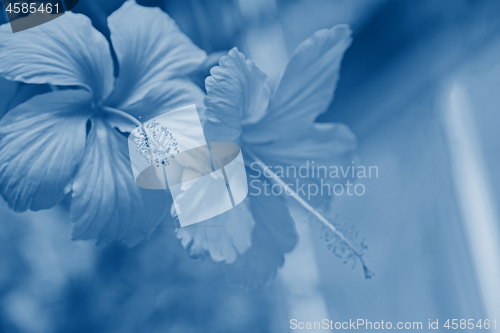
[176,25,372,287]
[0,1,206,246]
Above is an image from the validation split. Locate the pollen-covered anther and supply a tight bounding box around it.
[132,120,179,166]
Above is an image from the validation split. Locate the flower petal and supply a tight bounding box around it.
[245,25,352,143]
[0,78,18,118]
[0,82,52,118]
[115,78,206,123]
[175,198,255,264]
[175,182,298,288]
[0,90,92,211]
[223,193,298,289]
[70,116,152,247]
[106,1,207,111]
[204,48,271,144]
[253,122,357,170]
[0,14,114,102]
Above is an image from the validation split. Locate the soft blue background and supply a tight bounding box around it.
[1,0,499,332]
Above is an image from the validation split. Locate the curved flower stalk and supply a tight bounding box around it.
[0,1,206,246]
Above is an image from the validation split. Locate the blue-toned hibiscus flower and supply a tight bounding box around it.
[204,25,356,165]
[176,25,369,288]
[0,1,206,246]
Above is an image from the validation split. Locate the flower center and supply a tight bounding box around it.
[132,120,179,166]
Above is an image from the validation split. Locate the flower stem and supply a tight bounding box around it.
[244,148,373,278]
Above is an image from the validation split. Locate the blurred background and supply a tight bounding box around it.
[1,0,500,332]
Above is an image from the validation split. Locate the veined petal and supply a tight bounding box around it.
[116,78,206,122]
[175,198,255,264]
[245,25,352,143]
[223,192,297,289]
[0,90,92,211]
[0,14,114,102]
[0,78,18,119]
[0,81,52,118]
[106,1,207,110]
[252,122,357,170]
[204,48,271,144]
[70,117,151,247]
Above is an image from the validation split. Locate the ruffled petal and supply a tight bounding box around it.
[175,183,298,288]
[204,48,271,144]
[175,198,255,264]
[223,193,298,289]
[0,14,114,102]
[70,116,152,246]
[106,1,207,111]
[245,25,352,143]
[0,90,92,211]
